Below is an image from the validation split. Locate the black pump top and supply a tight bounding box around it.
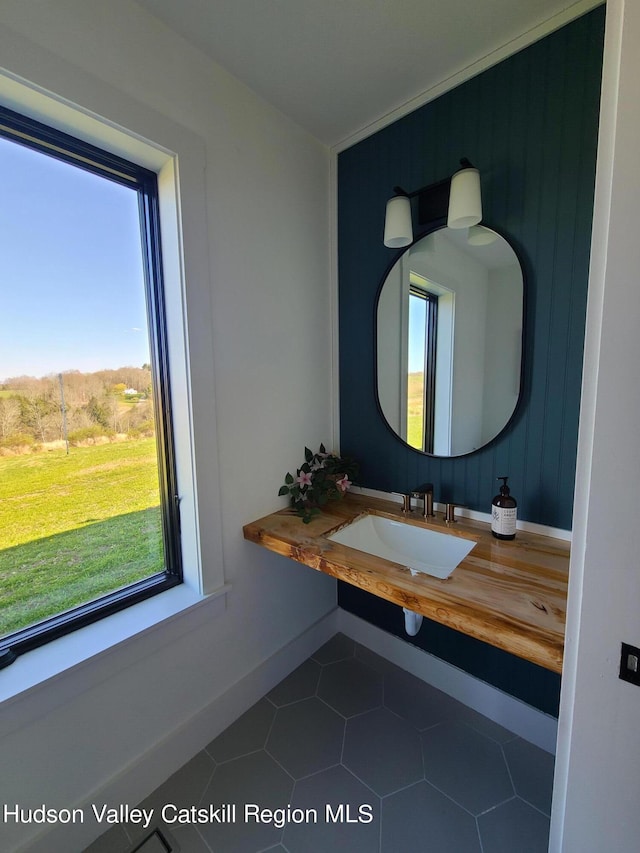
[497,476,510,495]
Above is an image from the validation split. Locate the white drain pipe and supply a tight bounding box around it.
[402,607,423,636]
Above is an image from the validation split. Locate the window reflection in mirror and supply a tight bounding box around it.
[377,226,523,457]
[408,284,438,453]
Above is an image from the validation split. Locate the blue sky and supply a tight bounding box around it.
[408,292,426,373]
[0,135,150,383]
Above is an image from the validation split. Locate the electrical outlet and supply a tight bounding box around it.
[619,643,640,686]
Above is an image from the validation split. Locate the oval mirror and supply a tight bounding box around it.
[376,225,524,457]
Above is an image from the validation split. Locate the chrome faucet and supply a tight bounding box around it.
[412,483,434,518]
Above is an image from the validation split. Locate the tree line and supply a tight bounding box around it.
[0,367,155,450]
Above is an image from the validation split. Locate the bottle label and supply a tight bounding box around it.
[492,505,517,536]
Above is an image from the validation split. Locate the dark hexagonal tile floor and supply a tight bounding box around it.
[382,781,482,852]
[266,696,345,779]
[86,633,555,853]
[317,657,383,717]
[421,721,514,815]
[206,696,276,762]
[343,706,424,796]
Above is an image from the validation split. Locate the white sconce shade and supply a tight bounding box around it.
[384,195,413,248]
[447,166,482,229]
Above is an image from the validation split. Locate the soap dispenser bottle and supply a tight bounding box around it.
[491,476,517,540]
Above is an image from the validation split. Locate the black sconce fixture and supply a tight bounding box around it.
[383,158,482,248]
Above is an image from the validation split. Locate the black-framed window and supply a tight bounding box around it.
[407,286,438,453]
[0,105,182,668]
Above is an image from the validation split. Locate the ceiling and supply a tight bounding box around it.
[135,0,597,147]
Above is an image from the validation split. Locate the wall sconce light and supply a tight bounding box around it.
[383,158,482,248]
[447,161,482,229]
[383,194,413,248]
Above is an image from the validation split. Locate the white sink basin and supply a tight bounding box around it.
[327,514,477,579]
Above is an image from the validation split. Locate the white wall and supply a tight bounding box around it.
[0,1,336,850]
[412,231,488,453]
[551,1,640,850]
[2,2,636,851]
[482,264,521,444]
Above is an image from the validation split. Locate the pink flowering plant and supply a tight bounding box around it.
[279,443,359,523]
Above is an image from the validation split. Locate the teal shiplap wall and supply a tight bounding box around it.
[337,7,605,714]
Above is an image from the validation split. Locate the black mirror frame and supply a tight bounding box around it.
[374,222,527,458]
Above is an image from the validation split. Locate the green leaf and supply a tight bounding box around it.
[304,447,313,463]
[319,442,326,454]
[278,485,289,496]
[285,472,294,485]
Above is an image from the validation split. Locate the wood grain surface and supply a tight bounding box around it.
[243,494,569,673]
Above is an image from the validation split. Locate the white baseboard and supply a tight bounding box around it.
[19,609,340,853]
[20,605,557,852]
[337,609,558,754]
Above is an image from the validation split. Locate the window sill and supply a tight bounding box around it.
[0,582,230,723]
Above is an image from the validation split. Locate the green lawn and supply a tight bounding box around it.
[0,439,163,637]
[407,371,425,450]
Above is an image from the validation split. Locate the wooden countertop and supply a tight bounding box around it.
[243,494,569,673]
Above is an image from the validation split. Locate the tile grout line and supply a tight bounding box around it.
[88,634,553,852]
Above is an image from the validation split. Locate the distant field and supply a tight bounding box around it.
[407,371,424,450]
[0,438,163,637]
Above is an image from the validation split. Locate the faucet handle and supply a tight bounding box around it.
[392,492,413,513]
[444,503,465,523]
